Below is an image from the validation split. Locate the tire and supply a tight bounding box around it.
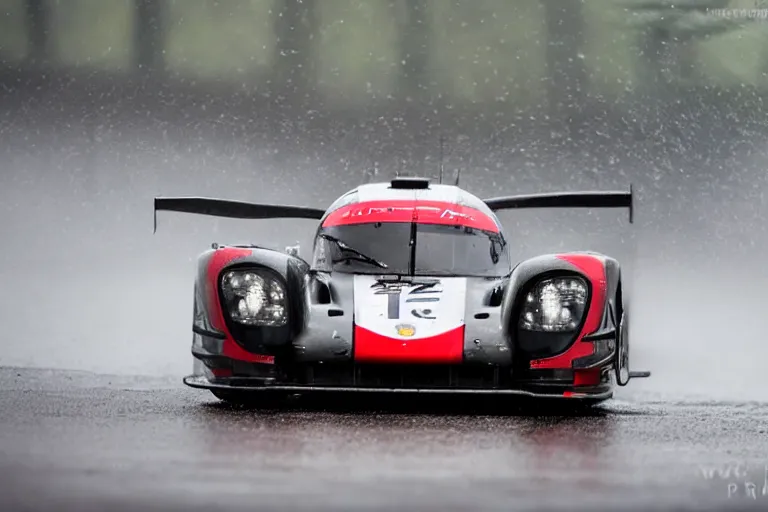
[615,291,630,386]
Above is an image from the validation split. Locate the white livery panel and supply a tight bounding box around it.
[353,275,467,340]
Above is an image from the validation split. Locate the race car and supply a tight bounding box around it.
[154,176,650,405]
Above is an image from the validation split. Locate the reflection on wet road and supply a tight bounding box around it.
[0,368,767,512]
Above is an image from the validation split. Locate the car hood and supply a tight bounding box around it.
[352,274,467,363]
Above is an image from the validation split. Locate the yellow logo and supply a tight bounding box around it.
[396,324,416,337]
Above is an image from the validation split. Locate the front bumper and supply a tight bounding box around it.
[183,374,613,402]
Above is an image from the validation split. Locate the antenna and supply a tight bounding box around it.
[454,168,461,186]
[363,165,376,183]
[438,135,445,184]
[363,157,374,183]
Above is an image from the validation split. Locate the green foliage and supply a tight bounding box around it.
[581,0,637,98]
[0,0,766,102]
[617,0,768,89]
[0,0,30,62]
[429,0,547,106]
[164,0,274,79]
[52,0,133,70]
[620,0,746,40]
[314,0,398,104]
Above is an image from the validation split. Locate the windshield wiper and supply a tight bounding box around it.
[318,233,388,269]
[373,275,439,284]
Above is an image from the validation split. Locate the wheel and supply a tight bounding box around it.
[210,389,287,407]
[615,294,630,386]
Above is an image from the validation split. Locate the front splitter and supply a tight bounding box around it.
[183,374,613,401]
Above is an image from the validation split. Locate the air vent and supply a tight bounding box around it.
[390,177,430,189]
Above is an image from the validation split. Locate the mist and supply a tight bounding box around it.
[1,0,768,402]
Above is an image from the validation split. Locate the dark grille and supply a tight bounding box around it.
[296,363,511,389]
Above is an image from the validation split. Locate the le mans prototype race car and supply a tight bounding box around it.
[155,176,650,405]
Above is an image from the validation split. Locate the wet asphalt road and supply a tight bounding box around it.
[1,367,768,512]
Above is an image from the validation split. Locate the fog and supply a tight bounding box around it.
[1,0,768,402]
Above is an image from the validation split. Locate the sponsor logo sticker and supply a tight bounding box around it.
[396,323,416,337]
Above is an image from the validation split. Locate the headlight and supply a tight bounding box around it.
[519,277,587,332]
[221,269,287,327]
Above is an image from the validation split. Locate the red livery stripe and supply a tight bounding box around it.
[322,200,499,233]
[211,368,233,378]
[206,247,252,335]
[573,368,602,386]
[206,247,276,365]
[353,325,465,364]
[529,254,606,370]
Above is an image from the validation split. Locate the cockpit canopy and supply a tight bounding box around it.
[311,222,510,277]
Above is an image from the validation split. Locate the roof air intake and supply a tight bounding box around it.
[390,177,430,189]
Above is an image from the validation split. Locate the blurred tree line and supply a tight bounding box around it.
[1,0,766,262]
[1,0,767,112]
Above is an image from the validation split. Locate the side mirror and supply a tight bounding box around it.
[285,243,300,257]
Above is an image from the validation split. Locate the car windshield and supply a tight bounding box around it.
[313,222,509,277]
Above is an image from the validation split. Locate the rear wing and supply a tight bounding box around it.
[153,186,634,232]
[482,186,633,223]
[153,197,325,233]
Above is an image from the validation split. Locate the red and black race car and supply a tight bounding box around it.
[155,176,650,405]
